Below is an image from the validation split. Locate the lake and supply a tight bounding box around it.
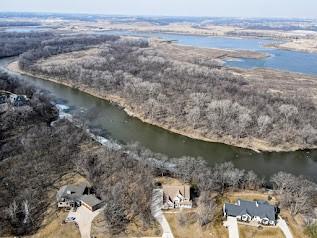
[101,30,317,75]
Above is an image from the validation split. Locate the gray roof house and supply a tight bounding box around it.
[223,199,278,226]
[57,184,104,211]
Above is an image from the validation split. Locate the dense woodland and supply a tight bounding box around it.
[19,35,317,150]
[0,71,156,236]
[0,31,56,58]
[0,70,317,237]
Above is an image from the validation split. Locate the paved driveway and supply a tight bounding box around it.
[67,206,101,238]
[277,217,293,238]
[151,189,174,238]
[224,216,239,238]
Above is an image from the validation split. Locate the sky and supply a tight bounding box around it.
[1,0,317,18]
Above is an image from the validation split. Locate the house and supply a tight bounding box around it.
[0,91,29,107]
[56,184,104,211]
[162,185,192,209]
[223,199,278,226]
[9,94,29,106]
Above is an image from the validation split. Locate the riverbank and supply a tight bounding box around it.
[271,39,317,54]
[8,60,315,153]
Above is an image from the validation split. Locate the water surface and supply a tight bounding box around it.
[103,30,317,75]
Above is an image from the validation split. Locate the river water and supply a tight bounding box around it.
[1,57,316,181]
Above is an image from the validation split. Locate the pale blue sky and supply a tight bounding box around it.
[1,0,317,18]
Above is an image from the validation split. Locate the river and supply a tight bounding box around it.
[1,57,317,181]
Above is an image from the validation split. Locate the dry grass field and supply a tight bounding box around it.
[239,224,285,238]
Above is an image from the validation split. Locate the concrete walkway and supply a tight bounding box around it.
[223,216,239,238]
[67,206,101,238]
[151,189,174,238]
[277,217,293,238]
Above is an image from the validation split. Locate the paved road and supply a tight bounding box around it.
[223,216,239,238]
[151,189,174,238]
[67,206,101,238]
[277,217,293,238]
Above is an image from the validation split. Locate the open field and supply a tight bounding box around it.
[239,224,285,238]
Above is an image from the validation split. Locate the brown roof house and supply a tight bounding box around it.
[56,184,104,211]
[162,185,192,209]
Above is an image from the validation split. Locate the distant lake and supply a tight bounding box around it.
[101,30,317,76]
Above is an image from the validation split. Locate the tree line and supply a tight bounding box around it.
[0,32,55,58]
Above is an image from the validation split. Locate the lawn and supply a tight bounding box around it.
[164,209,228,238]
[225,190,277,205]
[32,210,81,238]
[239,224,285,238]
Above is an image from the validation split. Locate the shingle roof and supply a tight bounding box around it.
[80,195,103,207]
[56,184,87,201]
[162,185,190,202]
[224,199,276,221]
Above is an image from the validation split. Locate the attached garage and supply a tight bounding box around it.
[80,195,104,211]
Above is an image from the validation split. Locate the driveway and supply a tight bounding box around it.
[67,206,101,238]
[223,216,239,238]
[151,189,174,238]
[277,217,293,238]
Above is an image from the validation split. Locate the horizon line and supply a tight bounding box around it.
[0,11,316,20]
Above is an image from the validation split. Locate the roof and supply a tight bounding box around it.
[224,199,276,221]
[162,185,190,202]
[56,184,87,202]
[80,195,103,207]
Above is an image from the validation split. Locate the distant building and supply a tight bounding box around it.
[223,199,278,226]
[0,91,29,107]
[162,185,192,209]
[56,184,104,212]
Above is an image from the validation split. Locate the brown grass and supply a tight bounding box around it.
[29,211,80,238]
[91,213,162,238]
[239,224,285,238]
[164,209,228,238]
[280,210,308,238]
[225,190,277,205]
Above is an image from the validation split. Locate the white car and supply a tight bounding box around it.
[65,217,76,222]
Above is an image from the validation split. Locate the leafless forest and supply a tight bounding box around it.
[18,35,317,150]
[1,31,317,236]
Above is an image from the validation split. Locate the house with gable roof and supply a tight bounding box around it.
[56,183,104,211]
[162,184,192,209]
[223,199,278,226]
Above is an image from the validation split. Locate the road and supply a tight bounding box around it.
[151,189,174,238]
[277,217,293,238]
[67,206,101,238]
[223,216,239,238]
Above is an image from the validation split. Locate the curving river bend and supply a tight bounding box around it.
[1,32,317,181]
